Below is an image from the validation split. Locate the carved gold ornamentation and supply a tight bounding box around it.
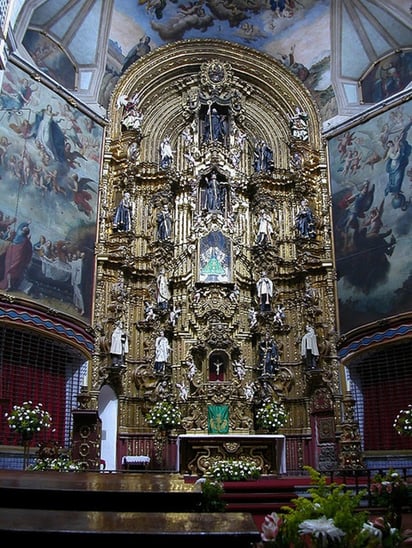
[94,39,345,470]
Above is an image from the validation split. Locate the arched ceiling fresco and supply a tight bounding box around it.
[11,0,412,129]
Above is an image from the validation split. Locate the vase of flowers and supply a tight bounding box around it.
[255,400,287,433]
[393,404,412,436]
[145,400,182,431]
[5,401,52,469]
[145,400,182,467]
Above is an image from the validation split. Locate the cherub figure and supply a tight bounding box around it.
[274,304,285,326]
[185,357,197,381]
[169,303,182,327]
[176,382,189,401]
[144,301,156,321]
[244,382,255,403]
[233,358,246,381]
[248,307,258,329]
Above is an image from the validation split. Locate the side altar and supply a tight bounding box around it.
[177,434,286,476]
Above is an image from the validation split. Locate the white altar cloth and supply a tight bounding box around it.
[122,455,150,468]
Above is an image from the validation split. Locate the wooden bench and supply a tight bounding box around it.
[0,508,260,546]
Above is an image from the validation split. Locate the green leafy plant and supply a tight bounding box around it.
[4,401,52,435]
[255,400,287,432]
[256,466,409,547]
[195,477,226,512]
[205,457,261,481]
[393,405,412,436]
[145,400,182,431]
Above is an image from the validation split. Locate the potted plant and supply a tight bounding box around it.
[5,401,53,469]
[145,400,182,467]
[5,401,52,438]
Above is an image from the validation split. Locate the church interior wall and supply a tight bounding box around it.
[0,1,411,473]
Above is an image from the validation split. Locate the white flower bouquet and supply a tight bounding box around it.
[5,401,52,435]
[255,400,287,432]
[393,404,412,436]
[28,455,82,472]
[145,400,182,431]
[206,457,261,481]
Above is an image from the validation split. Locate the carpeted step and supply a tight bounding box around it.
[219,477,301,524]
[225,501,295,514]
[223,491,297,502]
[221,478,305,491]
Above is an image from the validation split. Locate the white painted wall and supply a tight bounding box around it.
[98,385,118,471]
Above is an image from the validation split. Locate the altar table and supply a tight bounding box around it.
[177,434,286,476]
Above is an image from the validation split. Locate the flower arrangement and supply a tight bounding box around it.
[28,454,82,472]
[393,404,412,436]
[206,457,261,481]
[256,466,411,547]
[4,401,52,435]
[145,400,182,431]
[255,400,287,432]
[370,469,409,511]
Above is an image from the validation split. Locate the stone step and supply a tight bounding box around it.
[0,508,260,546]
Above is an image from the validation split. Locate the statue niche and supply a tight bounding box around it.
[198,170,230,215]
[208,350,228,381]
[199,230,231,284]
[200,103,229,146]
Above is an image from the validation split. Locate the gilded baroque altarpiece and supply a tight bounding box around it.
[90,40,354,471]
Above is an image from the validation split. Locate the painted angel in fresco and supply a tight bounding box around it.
[336,180,374,253]
[383,118,412,208]
[0,72,39,110]
[122,35,151,73]
[69,173,96,218]
[334,181,396,294]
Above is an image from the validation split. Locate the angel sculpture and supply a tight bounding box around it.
[273,304,285,326]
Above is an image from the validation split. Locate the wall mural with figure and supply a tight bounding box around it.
[106,0,334,121]
[0,64,103,320]
[329,100,412,333]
